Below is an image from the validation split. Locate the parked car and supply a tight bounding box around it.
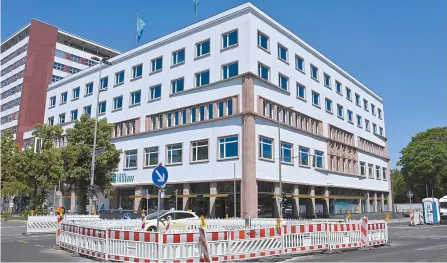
[143,210,198,232]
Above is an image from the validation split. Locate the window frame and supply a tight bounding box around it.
[195,39,211,58]
[360,162,366,176]
[371,104,376,116]
[257,31,270,51]
[98,101,107,114]
[49,96,56,107]
[195,69,210,87]
[278,73,289,91]
[60,91,68,104]
[190,139,210,163]
[222,29,238,49]
[335,81,343,95]
[337,104,344,119]
[115,71,125,85]
[356,114,362,128]
[382,167,387,181]
[113,95,123,110]
[347,110,354,124]
[346,88,352,101]
[130,90,142,106]
[70,109,78,121]
[311,90,320,108]
[314,150,324,169]
[149,84,162,100]
[124,149,138,169]
[363,99,369,112]
[299,146,310,167]
[85,82,94,96]
[368,164,374,179]
[151,56,163,73]
[378,108,383,119]
[222,61,239,80]
[258,135,274,161]
[144,146,159,168]
[277,43,288,62]
[171,77,184,94]
[375,165,381,180]
[324,73,331,88]
[355,93,361,106]
[166,143,183,165]
[295,55,305,73]
[59,113,66,124]
[325,98,333,114]
[132,64,143,79]
[72,87,80,100]
[172,48,185,66]
[257,62,270,81]
[280,141,293,165]
[365,119,370,131]
[297,82,306,101]
[218,134,239,160]
[310,64,319,81]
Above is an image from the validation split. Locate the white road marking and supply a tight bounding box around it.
[415,244,447,251]
[0,225,26,229]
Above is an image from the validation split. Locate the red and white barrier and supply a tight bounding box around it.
[360,217,368,247]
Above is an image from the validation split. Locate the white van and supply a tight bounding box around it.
[440,195,447,219]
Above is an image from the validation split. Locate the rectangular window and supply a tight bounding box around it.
[158,114,163,129]
[299,147,309,166]
[130,90,141,105]
[113,96,123,110]
[295,55,304,72]
[208,104,213,120]
[218,101,224,117]
[100,77,108,90]
[336,81,342,94]
[382,167,387,180]
[59,113,65,124]
[297,83,306,100]
[84,105,92,116]
[115,71,125,85]
[132,64,143,79]
[174,111,179,126]
[151,57,163,72]
[278,73,288,90]
[55,49,66,58]
[191,140,209,162]
[60,92,68,104]
[311,65,319,80]
[49,96,56,107]
[98,101,106,114]
[379,127,384,136]
[85,82,94,95]
[277,44,288,61]
[259,136,273,160]
[363,99,369,111]
[324,73,331,88]
[258,63,270,81]
[314,150,324,168]
[325,98,332,113]
[172,49,185,65]
[69,67,80,74]
[70,54,81,63]
[373,123,377,134]
[355,93,360,106]
[125,150,137,169]
[222,29,238,48]
[360,162,366,176]
[365,119,370,131]
[356,115,362,127]
[171,78,184,94]
[70,109,78,121]
[280,142,292,164]
[375,165,381,180]
[182,109,187,124]
[378,108,382,119]
[346,88,352,101]
[371,104,376,115]
[219,135,238,159]
[150,84,161,100]
[48,117,54,125]
[337,104,344,119]
[191,107,197,123]
[368,164,373,178]
[167,113,172,127]
[53,62,64,71]
[195,70,210,87]
[222,61,238,79]
[144,147,158,167]
[72,87,80,99]
[199,105,205,121]
[347,110,353,123]
[257,31,269,50]
[312,91,320,107]
[196,39,210,57]
[227,99,233,116]
[167,144,182,165]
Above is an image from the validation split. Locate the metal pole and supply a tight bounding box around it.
[426,183,429,198]
[53,185,57,216]
[175,189,178,211]
[156,188,161,231]
[278,108,282,219]
[89,61,103,215]
[233,163,237,218]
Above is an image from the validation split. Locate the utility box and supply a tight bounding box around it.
[422,198,441,224]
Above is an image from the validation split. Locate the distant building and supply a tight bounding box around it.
[1,19,120,147]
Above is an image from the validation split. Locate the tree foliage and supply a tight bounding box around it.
[397,127,447,199]
[391,169,409,203]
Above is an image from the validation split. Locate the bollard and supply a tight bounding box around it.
[385,213,390,222]
[225,214,229,220]
[141,209,145,217]
[276,217,281,228]
[347,211,351,218]
[200,215,206,227]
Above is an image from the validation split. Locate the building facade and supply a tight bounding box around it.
[1,19,120,148]
[35,3,391,217]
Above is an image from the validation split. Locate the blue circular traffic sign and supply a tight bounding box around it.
[123,213,130,219]
[152,166,169,187]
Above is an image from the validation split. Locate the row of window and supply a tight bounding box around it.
[359,137,385,158]
[1,83,22,100]
[54,49,97,67]
[360,162,387,181]
[53,62,81,74]
[1,111,19,125]
[1,43,27,65]
[0,125,17,136]
[256,30,383,121]
[1,70,24,88]
[123,135,239,169]
[1,57,26,77]
[52,75,63,83]
[1,97,20,112]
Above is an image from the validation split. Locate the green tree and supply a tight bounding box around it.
[391,169,408,203]
[1,129,18,182]
[397,127,447,199]
[62,114,120,213]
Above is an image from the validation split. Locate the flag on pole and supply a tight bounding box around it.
[193,0,199,18]
[136,16,146,43]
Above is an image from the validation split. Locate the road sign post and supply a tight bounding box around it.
[152,164,169,232]
[407,190,413,205]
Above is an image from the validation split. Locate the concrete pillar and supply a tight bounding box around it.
[241,75,258,217]
[324,187,330,217]
[374,192,378,212]
[183,183,190,210]
[273,183,280,218]
[357,199,362,214]
[381,192,385,212]
[308,186,316,218]
[366,192,371,213]
[292,185,299,218]
[134,186,143,211]
[70,190,76,213]
[387,193,392,212]
[209,182,217,217]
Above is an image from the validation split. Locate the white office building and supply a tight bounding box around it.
[32,3,391,217]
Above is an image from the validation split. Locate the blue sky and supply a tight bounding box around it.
[2,0,446,167]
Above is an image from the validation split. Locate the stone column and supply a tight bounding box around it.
[324,187,330,217]
[134,186,143,212]
[387,193,392,212]
[273,183,280,218]
[292,185,299,218]
[241,75,258,217]
[183,183,190,210]
[366,192,371,213]
[308,186,316,218]
[373,192,378,212]
[209,182,217,217]
[357,198,362,214]
[70,190,76,213]
[381,192,385,212]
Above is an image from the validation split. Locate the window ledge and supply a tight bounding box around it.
[59,102,67,106]
[123,167,138,171]
[324,85,331,89]
[114,82,124,88]
[165,162,183,167]
[149,69,162,76]
[311,77,319,82]
[148,97,162,103]
[71,98,79,102]
[129,103,141,108]
[356,103,361,107]
[299,165,311,169]
[190,160,210,164]
[325,110,333,115]
[315,167,359,177]
[84,93,93,97]
[312,104,321,109]
[217,157,239,162]
[259,157,275,163]
[336,92,343,96]
[98,112,106,116]
[194,53,210,61]
[171,62,185,69]
[296,96,307,103]
[347,98,352,102]
[278,57,289,65]
[112,108,123,113]
[295,68,305,75]
[348,120,354,124]
[130,76,142,82]
[221,44,239,52]
[281,161,294,166]
[257,45,271,54]
[337,116,345,121]
[49,105,55,109]
[143,165,158,169]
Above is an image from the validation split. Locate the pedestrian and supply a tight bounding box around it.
[100,204,105,213]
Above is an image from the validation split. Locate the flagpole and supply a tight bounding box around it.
[136,10,139,48]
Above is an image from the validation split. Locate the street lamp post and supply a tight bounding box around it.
[277,106,293,219]
[88,56,112,215]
